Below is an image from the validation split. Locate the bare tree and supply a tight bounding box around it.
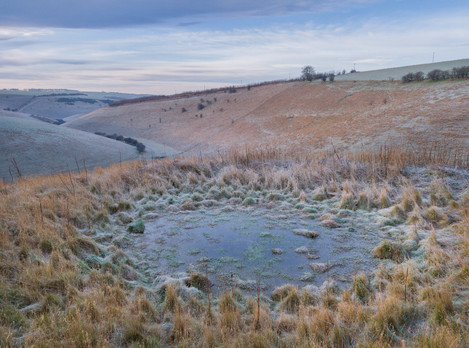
[301,65,315,81]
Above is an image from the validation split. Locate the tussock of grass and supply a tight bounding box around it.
[218,291,242,333]
[127,218,145,233]
[390,204,407,221]
[278,287,301,313]
[352,273,373,302]
[271,284,296,302]
[38,239,53,254]
[339,191,355,210]
[369,294,418,339]
[373,240,408,263]
[163,283,180,313]
[68,236,100,256]
[185,272,210,292]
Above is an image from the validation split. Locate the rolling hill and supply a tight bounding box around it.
[335,58,469,81]
[0,114,141,181]
[0,89,147,121]
[66,78,469,158]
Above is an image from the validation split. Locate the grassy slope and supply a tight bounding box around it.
[335,58,469,81]
[66,79,469,157]
[0,115,139,181]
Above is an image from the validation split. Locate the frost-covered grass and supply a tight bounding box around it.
[0,147,468,346]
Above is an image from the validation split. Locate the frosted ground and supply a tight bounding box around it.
[86,163,469,300]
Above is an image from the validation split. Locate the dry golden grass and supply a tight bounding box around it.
[0,146,468,347]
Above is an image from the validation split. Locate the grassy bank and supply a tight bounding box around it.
[1,146,468,347]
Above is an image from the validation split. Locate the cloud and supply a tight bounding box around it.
[0,8,468,94]
[0,0,373,28]
[0,27,51,39]
[49,59,95,66]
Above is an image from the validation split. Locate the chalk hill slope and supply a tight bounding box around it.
[0,115,140,181]
[66,79,469,156]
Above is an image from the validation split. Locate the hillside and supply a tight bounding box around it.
[336,58,469,81]
[66,79,469,157]
[0,115,141,181]
[0,89,147,121]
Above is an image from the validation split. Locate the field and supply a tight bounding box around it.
[0,146,468,347]
[336,58,469,81]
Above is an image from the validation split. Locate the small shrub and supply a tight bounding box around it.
[415,71,425,81]
[402,72,416,83]
[427,69,450,81]
[136,142,145,153]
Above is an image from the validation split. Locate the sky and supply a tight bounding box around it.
[0,0,468,94]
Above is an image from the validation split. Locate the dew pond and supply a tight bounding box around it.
[129,207,383,294]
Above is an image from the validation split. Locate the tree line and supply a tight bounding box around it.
[94,132,146,153]
[402,66,469,83]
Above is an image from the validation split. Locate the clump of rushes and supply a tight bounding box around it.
[352,273,373,302]
[127,218,145,233]
[278,287,301,313]
[163,283,180,313]
[218,291,242,333]
[339,192,355,210]
[379,186,391,208]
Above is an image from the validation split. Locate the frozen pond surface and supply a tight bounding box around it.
[130,209,383,293]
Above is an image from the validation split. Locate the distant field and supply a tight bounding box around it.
[0,115,141,181]
[336,58,469,81]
